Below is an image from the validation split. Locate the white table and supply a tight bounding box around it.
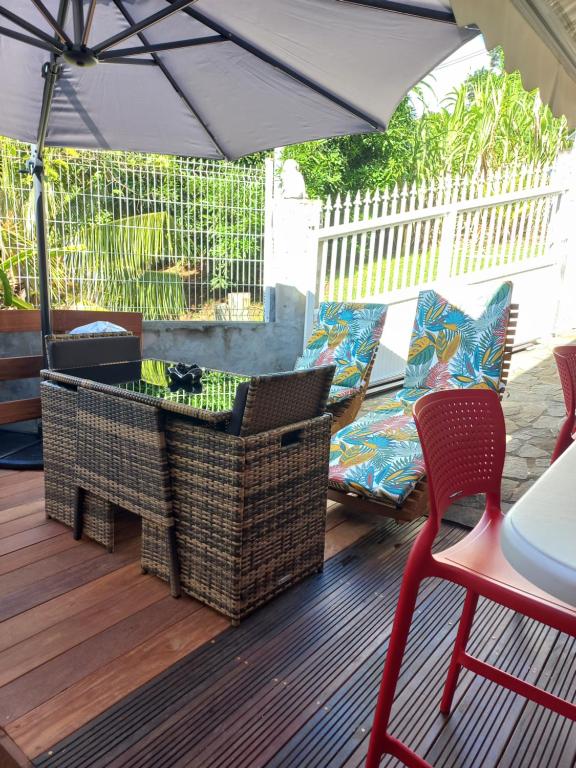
[501,440,576,607]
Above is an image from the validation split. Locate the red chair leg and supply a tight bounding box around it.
[366,576,423,768]
[440,589,479,715]
[551,415,575,463]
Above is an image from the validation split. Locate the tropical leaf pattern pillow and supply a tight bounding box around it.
[295,302,387,394]
[404,282,513,392]
[329,282,513,504]
[329,395,426,504]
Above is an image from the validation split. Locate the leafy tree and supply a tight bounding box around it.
[282,48,572,198]
[283,98,418,198]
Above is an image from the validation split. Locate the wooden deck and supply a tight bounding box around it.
[0,469,574,767]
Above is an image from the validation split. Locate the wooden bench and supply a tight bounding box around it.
[0,310,143,426]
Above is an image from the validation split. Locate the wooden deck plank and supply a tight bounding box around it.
[0,476,374,762]
[5,517,369,758]
[28,521,424,768]
[0,473,43,496]
[0,487,44,513]
[1,470,573,768]
[0,512,48,540]
[0,539,140,621]
[0,576,170,688]
[0,533,79,577]
[0,523,66,557]
[496,632,576,767]
[30,518,576,768]
[0,501,45,526]
[7,607,225,757]
[0,538,104,598]
[0,595,201,735]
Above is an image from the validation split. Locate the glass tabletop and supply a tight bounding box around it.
[54,358,250,415]
[120,359,249,413]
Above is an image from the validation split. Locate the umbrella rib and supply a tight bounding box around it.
[0,23,60,52]
[178,3,384,129]
[336,0,456,24]
[0,5,64,48]
[100,57,157,66]
[93,0,199,55]
[98,35,225,59]
[82,0,97,46]
[29,0,73,46]
[71,0,83,45]
[111,0,228,158]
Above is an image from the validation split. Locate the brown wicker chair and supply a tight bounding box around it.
[227,365,335,436]
[73,386,180,597]
[166,366,335,623]
[41,365,335,621]
[46,332,141,370]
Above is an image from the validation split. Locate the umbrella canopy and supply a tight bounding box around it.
[0,0,476,159]
[452,0,576,127]
[0,0,476,341]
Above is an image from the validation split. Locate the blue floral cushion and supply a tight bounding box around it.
[296,302,387,389]
[404,282,512,392]
[329,281,513,504]
[329,395,426,504]
[328,384,363,404]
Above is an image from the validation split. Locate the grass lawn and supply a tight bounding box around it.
[322,241,546,301]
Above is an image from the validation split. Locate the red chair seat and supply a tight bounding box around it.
[435,515,576,630]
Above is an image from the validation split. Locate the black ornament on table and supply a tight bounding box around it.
[167,362,203,389]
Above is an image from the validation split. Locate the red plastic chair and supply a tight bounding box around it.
[366,389,576,768]
[551,345,576,463]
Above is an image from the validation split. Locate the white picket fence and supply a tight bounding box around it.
[313,160,572,385]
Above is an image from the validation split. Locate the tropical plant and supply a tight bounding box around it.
[73,210,186,320]
[0,143,265,318]
[283,48,572,198]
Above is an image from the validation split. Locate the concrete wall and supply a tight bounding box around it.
[143,313,304,376]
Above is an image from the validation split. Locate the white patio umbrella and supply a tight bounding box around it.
[0,0,476,338]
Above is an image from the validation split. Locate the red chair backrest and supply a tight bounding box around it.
[553,345,576,418]
[413,389,506,524]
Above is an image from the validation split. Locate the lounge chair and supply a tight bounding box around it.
[295,302,387,431]
[328,283,518,521]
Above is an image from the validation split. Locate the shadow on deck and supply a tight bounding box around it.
[0,335,575,767]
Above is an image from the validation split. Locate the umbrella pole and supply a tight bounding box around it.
[30,148,52,346]
[28,60,61,350]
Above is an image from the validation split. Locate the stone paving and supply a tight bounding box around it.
[365,330,576,527]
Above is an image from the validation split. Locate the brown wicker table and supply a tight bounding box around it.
[41,361,332,623]
[42,358,250,425]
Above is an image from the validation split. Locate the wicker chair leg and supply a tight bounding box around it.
[73,487,84,541]
[105,504,115,553]
[168,526,181,598]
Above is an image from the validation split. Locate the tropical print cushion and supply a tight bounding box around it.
[329,282,513,505]
[328,384,362,404]
[404,282,512,392]
[295,302,387,389]
[329,394,427,504]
